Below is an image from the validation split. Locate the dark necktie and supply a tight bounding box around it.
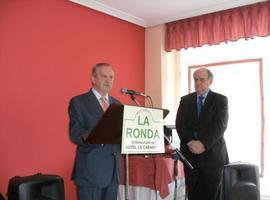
[197,95,204,117]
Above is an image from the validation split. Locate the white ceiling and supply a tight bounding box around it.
[70,0,265,27]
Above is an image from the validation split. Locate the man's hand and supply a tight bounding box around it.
[188,140,205,154]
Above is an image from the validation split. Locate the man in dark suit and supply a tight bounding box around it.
[176,68,229,200]
[68,63,121,200]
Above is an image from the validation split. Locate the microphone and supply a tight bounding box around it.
[120,88,147,97]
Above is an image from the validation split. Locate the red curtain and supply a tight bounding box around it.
[165,1,270,51]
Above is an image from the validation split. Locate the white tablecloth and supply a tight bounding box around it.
[118,179,185,200]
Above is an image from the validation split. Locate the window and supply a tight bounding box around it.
[180,36,270,198]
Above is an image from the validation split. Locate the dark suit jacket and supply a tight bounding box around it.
[68,89,121,187]
[176,90,229,169]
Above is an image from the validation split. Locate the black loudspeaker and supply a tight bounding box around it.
[222,162,260,200]
[7,173,65,200]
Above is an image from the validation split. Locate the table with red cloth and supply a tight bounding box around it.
[118,153,185,200]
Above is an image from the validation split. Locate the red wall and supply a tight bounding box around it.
[0,0,145,199]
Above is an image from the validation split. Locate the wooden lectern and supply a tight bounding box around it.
[85,103,169,145]
[84,103,169,200]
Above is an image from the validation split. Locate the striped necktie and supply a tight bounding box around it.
[100,97,109,111]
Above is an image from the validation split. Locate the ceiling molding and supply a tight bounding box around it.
[146,0,265,27]
[70,0,266,28]
[70,0,147,27]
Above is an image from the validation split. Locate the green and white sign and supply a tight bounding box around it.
[121,105,165,154]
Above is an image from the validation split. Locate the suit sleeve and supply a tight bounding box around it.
[68,98,92,146]
[200,95,229,150]
[175,97,193,145]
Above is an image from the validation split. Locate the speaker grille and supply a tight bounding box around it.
[223,162,260,200]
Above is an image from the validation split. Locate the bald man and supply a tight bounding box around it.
[176,68,229,200]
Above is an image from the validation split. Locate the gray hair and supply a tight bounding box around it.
[195,67,214,80]
[91,62,112,77]
[206,68,213,80]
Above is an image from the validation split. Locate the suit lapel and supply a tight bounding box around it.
[108,96,113,105]
[200,90,214,117]
[87,90,104,115]
[88,89,116,114]
[188,93,198,120]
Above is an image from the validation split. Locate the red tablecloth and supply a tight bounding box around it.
[120,154,184,198]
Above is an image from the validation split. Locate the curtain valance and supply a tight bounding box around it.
[165,1,270,51]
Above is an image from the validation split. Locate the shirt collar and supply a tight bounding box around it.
[197,90,209,99]
[92,88,109,102]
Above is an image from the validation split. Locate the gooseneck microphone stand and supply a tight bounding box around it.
[124,94,142,200]
[130,94,142,106]
[172,151,179,200]
[164,134,193,170]
[124,152,129,200]
[164,134,194,200]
